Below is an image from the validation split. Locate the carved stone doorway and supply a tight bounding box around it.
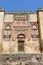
[17,34,25,52]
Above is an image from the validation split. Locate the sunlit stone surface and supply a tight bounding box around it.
[0,8,43,64]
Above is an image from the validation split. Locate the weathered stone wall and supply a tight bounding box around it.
[38,10,43,52]
[38,11,43,39]
[29,13,37,22]
[2,12,40,53]
[0,9,4,53]
[0,9,42,53]
[4,13,14,22]
[25,40,40,53]
[0,54,43,65]
[2,13,14,53]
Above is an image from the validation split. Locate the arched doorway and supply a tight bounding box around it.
[17,34,25,52]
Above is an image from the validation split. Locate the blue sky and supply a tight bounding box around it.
[0,0,43,11]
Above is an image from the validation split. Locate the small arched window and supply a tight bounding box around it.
[17,34,25,51]
[32,24,37,30]
[3,25,11,40]
[31,23,38,40]
[5,25,11,30]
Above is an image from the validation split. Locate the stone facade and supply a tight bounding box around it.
[0,8,43,64]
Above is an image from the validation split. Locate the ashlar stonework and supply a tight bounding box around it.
[0,8,43,65]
